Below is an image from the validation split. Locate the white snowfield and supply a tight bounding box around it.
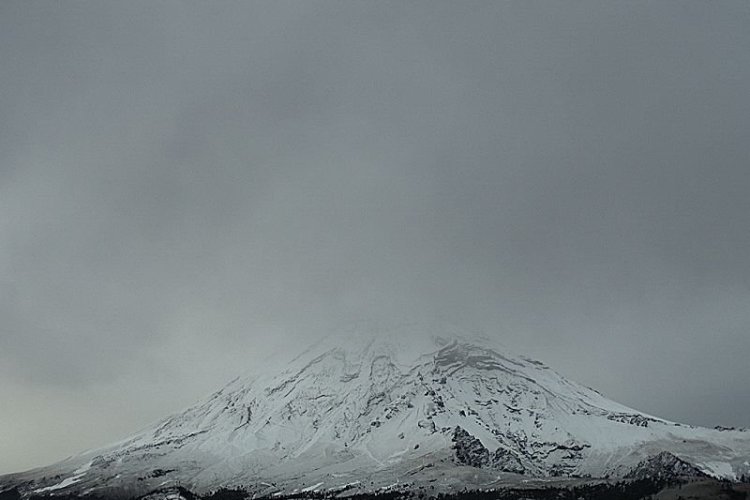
[5,323,750,497]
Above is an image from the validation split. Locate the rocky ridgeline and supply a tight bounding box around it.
[624,451,708,481]
[452,427,715,483]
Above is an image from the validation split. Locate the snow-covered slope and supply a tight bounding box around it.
[4,323,750,497]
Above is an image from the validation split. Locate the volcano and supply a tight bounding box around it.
[3,323,749,498]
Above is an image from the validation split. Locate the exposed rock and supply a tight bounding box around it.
[607,412,657,427]
[452,426,490,468]
[625,451,708,480]
[491,447,526,474]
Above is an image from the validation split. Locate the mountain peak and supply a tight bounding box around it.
[285,320,516,369]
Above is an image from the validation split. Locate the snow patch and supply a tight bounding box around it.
[33,462,92,493]
[701,461,736,480]
[301,482,324,492]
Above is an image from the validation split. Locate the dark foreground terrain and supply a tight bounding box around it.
[3,477,748,500]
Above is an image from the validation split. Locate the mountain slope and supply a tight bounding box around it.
[3,323,750,497]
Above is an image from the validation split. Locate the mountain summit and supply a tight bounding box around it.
[3,323,750,497]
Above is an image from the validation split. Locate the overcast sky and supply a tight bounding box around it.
[1,1,749,475]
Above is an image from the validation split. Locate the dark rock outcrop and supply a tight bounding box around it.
[491,448,526,474]
[625,451,708,481]
[452,427,490,468]
[452,427,527,474]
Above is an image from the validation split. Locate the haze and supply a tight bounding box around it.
[1,1,748,475]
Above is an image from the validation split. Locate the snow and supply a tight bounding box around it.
[33,462,92,493]
[13,324,750,495]
[336,480,361,489]
[300,482,324,492]
[701,461,736,480]
[33,476,83,493]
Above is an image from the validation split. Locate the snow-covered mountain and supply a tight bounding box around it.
[4,323,750,497]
